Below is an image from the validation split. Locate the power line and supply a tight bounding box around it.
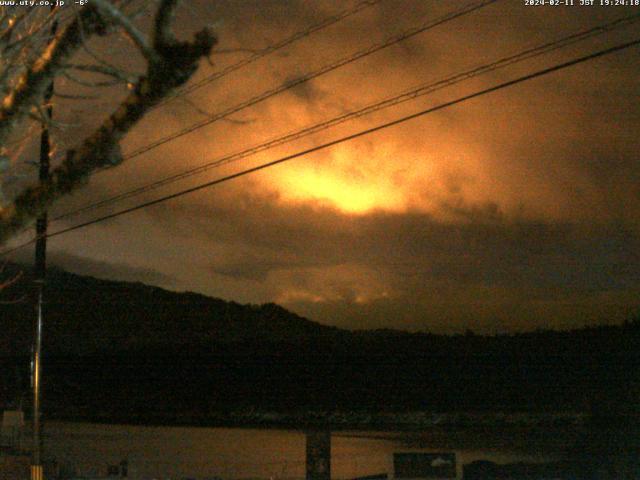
[152,0,386,111]
[52,0,503,220]
[3,36,636,257]
[121,0,499,161]
[52,12,640,222]
[0,0,499,247]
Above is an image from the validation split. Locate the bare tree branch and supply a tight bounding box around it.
[0,294,27,305]
[0,263,21,290]
[63,63,139,84]
[92,0,157,62]
[0,2,217,245]
[0,6,109,148]
[60,69,124,88]
[153,0,179,49]
[0,259,25,302]
[53,92,99,101]
[215,47,261,55]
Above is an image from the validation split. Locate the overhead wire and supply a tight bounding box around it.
[119,0,499,161]
[0,0,499,250]
[150,0,386,112]
[3,36,638,257]
[51,11,640,222]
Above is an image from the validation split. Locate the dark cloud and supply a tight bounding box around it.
[141,188,640,332]
[284,76,325,103]
[45,252,174,287]
[7,0,638,333]
[6,243,175,292]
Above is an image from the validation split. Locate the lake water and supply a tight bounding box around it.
[40,421,571,480]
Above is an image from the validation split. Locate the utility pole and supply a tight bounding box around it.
[32,9,57,480]
[306,431,331,480]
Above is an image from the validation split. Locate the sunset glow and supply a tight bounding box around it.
[2,1,640,468]
[266,144,422,214]
[277,166,407,214]
[7,0,636,334]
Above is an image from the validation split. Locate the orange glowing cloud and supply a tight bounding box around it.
[277,165,404,214]
[253,128,518,222]
[259,141,440,215]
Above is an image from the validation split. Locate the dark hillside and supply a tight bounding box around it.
[1,264,639,424]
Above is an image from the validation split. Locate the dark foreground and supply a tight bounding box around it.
[3,419,639,480]
[2,267,640,478]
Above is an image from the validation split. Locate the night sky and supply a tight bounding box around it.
[5,0,640,333]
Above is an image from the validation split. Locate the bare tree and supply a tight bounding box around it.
[0,0,216,246]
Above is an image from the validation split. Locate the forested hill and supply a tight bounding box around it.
[0,263,344,355]
[1,262,639,355]
[1,263,639,418]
